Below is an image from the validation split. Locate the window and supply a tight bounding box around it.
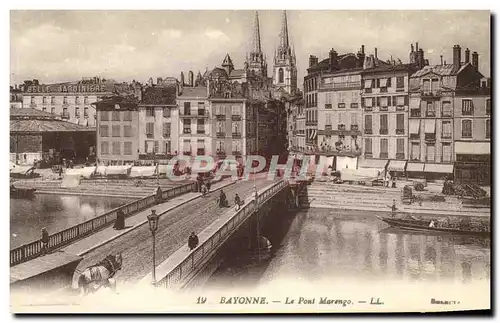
[217,121,224,133]
[442,121,452,138]
[62,107,68,117]
[74,107,80,117]
[325,104,332,109]
[426,102,435,117]
[100,111,109,121]
[442,101,452,117]
[279,68,284,83]
[364,115,372,132]
[184,102,191,115]
[396,114,404,134]
[442,143,451,162]
[486,119,490,139]
[364,138,372,156]
[146,107,155,117]
[124,142,132,155]
[216,141,224,153]
[462,99,473,115]
[154,141,159,153]
[426,143,435,162]
[112,125,120,137]
[84,96,88,104]
[75,96,79,104]
[30,96,35,104]
[84,107,88,117]
[123,110,132,121]
[364,97,373,107]
[396,76,404,89]
[51,107,55,114]
[146,122,154,137]
[112,142,120,155]
[431,79,439,92]
[99,125,108,137]
[51,96,55,104]
[63,96,67,104]
[380,138,388,158]
[183,119,191,134]
[42,96,47,104]
[165,141,171,154]
[486,99,491,115]
[42,106,46,112]
[232,106,241,115]
[461,119,472,138]
[423,79,430,92]
[123,125,132,137]
[163,123,171,137]
[101,142,109,155]
[380,97,388,107]
[396,138,405,157]
[411,143,420,161]
[350,113,358,126]
[232,140,241,153]
[112,111,120,121]
[350,103,358,109]
[338,103,346,109]
[197,119,205,134]
[396,96,405,106]
[163,108,171,118]
[380,114,388,134]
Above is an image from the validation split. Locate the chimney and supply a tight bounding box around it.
[157,77,163,85]
[416,42,419,51]
[361,45,365,54]
[472,51,479,71]
[453,44,461,69]
[357,45,366,67]
[309,55,318,68]
[329,49,338,71]
[440,55,443,65]
[188,71,194,87]
[465,48,470,64]
[374,47,378,59]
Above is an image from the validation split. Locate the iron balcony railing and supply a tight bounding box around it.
[10,182,195,267]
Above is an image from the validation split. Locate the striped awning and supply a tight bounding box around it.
[424,163,454,174]
[358,158,388,169]
[387,160,407,172]
[406,162,425,172]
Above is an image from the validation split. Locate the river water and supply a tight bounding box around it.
[206,208,491,292]
[10,195,131,248]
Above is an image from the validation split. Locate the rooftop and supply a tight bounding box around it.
[140,86,176,105]
[362,63,418,74]
[411,63,471,78]
[178,86,207,98]
[10,108,56,119]
[10,108,95,133]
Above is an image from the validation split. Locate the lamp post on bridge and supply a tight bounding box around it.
[147,209,160,285]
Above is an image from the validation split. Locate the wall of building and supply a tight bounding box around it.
[210,100,246,159]
[138,106,179,156]
[453,95,491,142]
[177,97,212,157]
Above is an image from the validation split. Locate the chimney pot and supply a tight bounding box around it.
[361,45,365,53]
[375,47,378,58]
[440,55,443,65]
[465,48,471,64]
[472,51,479,71]
[416,42,419,51]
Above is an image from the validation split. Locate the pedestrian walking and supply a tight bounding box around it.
[188,232,199,251]
[155,186,163,204]
[40,228,49,254]
[113,209,125,230]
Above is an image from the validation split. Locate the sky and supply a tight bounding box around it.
[10,10,491,87]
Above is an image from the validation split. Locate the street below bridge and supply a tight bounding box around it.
[71,176,276,285]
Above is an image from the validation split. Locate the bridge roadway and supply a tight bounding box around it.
[70,175,275,285]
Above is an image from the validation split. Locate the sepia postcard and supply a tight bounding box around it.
[9,9,491,314]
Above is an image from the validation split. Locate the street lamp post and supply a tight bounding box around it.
[147,209,160,285]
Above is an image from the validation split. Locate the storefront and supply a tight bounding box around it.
[387,160,407,178]
[423,163,454,181]
[454,142,491,185]
[406,162,425,180]
[357,158,388,170]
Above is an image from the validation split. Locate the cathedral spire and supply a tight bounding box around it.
[279,10,289,50]
[252,11,262,53]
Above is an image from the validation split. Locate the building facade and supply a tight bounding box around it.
[408,44,485,180]
[94,96,140,165]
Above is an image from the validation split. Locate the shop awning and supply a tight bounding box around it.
[406,162,425,172]
[455,141,490,155]
[424,119,436,134]
[387,160,407,172]
[424,163,454,174]
[357,158,388,169]
[409,119,420,134]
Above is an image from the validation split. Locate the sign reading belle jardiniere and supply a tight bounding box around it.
[25,84,108,93]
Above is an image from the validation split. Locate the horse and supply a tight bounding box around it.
[75,253,123,295]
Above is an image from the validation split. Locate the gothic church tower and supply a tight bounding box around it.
[246,11,268,78]
[272,10,297,95]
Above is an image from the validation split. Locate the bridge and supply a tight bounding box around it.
[10,173,305,295]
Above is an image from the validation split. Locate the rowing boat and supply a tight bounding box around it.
[375,215,490,237]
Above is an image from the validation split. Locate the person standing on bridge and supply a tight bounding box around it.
[188,232,199,251]
[155,186,163,205]
[40,228,49,254]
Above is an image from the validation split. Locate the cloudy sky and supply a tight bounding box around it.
[10,10,490,87]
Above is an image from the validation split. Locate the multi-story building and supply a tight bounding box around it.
[10,85,23,109]
[408,44,486,181]
[360,47,419,175]
[304,56,320,152]
[94,96,140,165]
[21,77,117,127]
[138,82,179,163]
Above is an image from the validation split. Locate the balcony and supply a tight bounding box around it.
[421,90,442,99]
[197,129,206,134]
[396,129,405,135]
[364,128,373,135]
[380,152,389,159]
[216,132,226,138]
[183,129,192,134]
[146,133,154,138]
[232,132,242,139]
[426,111,436,117]
[163,132,171,138]
[380,87,388,93]
[183,151,192,156]
[364,152,373,158]
[319,81,361,91]
[350,125,359,131]
[181,111,210,118]
[410,109,421,117]
[396,106,405,111]
[395,87,405,92]
[338,124,346,131]
[410,133,420,140]
[60,112,70,119]
[442,132,452,139]
[216,150,226,157]
[364,106,373,111]
[379,106,388,111]
[379,129,388,135]
[364,88,372,94]
[441,110,452,117]
[396,153,405,160]
[216,114,226,120]
[425,133,436,141]
[231,115,242,121]
[232,151,242,156]
[325,125,332,131]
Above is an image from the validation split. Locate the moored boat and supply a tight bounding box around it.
[375,215,490,237]
[10,185,36,199]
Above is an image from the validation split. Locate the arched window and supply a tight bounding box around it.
[278,68,284,83]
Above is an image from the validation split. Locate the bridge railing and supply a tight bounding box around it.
[10,182,196,267]
[155,179,288,289]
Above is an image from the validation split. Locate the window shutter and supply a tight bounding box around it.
[387,96,392,106]
[376,97,380,107]
[404,95,409,106]
[372,98,375,107]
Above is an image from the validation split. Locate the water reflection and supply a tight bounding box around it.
[206,208,491,288]
[10,194,131,248]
